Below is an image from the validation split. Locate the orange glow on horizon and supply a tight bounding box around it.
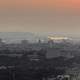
[48,36,69,40]
[0,0,80,9]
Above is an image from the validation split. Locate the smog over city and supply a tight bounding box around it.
[0,0,80,80]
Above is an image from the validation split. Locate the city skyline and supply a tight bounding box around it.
[0,32,78,43]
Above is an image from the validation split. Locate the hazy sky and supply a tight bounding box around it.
[0,0,80,36]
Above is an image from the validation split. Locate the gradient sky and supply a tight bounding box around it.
[0,0,80,37]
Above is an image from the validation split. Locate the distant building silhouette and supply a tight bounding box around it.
[21,49,47,62]
[21,40,29,45]
[48,39,54,47]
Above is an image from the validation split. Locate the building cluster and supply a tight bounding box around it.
[0,38,78,57]
[0,38,80,80]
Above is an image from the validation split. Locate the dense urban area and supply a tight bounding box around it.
[0,38,80,80]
